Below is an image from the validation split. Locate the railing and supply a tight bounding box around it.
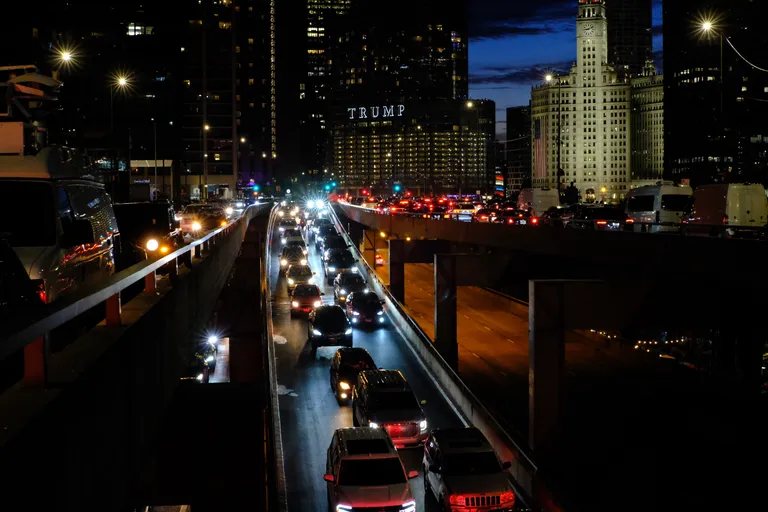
[0,204,269,387]
[330,206,565,511]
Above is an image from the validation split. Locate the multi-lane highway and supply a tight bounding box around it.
[269,215,466,511]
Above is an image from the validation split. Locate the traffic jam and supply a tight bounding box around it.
[274,199,518,512]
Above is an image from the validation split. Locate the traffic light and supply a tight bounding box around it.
[331,181,337,187]
[393,184,402,193]
[324,184,331,191]
[362,189,369,196]
[253,184,260,191]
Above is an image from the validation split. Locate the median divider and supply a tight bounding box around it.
[330,206,565,512]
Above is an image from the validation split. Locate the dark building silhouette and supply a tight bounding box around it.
[505,106,531,194]
[607,0,653,78]
[664,0,768,186]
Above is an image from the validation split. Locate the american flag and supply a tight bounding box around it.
[534,118,547,179]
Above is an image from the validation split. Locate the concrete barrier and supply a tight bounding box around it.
[330,207,565,512]
[0,205,270,511]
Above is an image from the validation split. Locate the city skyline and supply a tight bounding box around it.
[469,0,663,135]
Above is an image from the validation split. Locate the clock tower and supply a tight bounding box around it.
[576,0,608,85]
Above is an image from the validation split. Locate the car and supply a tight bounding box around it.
[284,238,308,256]
[290,283,323,317]
[315,224,338,249]
[346,291,385,326]
[281,227,304,246]
[449,201,477,222]
[474,208,497,223]
[112,201,188,271]
[285,264,316,292]
[308,305,352,351]
[352,369,428,448]
[567,206,628,231]
[323,247,348,263]
[324,428,418,512]
[277,217,298,233]
[324,250,357,284]
[179,339,218,384]
[494,209,538,226]
[279,245,307,274]
[423,427,516,512]
[329,347,377,402]
[321,235,349,259]
[179,203,228,236]
[333,271,367,303]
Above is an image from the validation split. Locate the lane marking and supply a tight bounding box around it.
[507,338,515,344]
[472,352,480,359]
[483,326,492,331]
[463,315,471,320]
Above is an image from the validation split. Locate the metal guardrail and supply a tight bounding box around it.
[329,206,564,511]
[0,203,269,386]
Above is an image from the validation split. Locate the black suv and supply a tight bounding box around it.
[346,291,385,327]
[324,251,357,284]
[352,369,428,448]
[329,347,376,403]
[321,235,348,259]
[308,305,352,351]
[315,225,337,249]
[333,271,366,303]
[279,245,307,274]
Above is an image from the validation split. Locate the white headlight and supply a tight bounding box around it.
[419,420,427,432]
[351,267,358,273]
[327,266,336,272]
[352,311,360,316]
[345,328,352,335]
[339,381,351,390]
[281,259,288,266]
[369,422,378,428]
[278,211,284,216]
[291,301,299,307]
[300,259,307,265]
[312,329,322,336]
[146,239,159,251]
[205,355,215,363]
[308,200,316,208]
[225,207,233,215]
[281,239,286,244]
[339,289,347,295]
[313,301,321,308]
[377,310,383,315]
[192,221,202,231]
[308,277,316,284]
[287,278,295,285]
[196,373,204,381]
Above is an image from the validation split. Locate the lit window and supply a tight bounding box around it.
[219,22,232,29]
[214,154,221,161]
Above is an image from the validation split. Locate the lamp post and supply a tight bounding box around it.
[700,21,725,178]
[201,124,210,202]
[545,74,563,204]
[459,100,475,199]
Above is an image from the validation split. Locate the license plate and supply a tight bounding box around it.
[519,220,527,225]
[328,338,336,343]
[365,318,372,322]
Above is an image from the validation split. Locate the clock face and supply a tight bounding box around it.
[583,24,595,36]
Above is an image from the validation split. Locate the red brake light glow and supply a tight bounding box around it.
[531,217,539,224]
[625,218,634,223]
[500,491,515,504]
[596,220,608,225]
[449,495,466,506]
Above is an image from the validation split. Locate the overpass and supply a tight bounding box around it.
[0,201,765,511]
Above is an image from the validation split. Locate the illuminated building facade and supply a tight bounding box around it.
[530,0,664,202]
[332,99,493,195]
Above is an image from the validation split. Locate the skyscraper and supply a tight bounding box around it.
[664,0,768,186]
[530,0,664,202]
[505,106,532,194]
[606,0,652,78]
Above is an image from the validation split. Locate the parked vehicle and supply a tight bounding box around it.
[517,187,560,216]
[0,147,120,304]
[625,182,693,233]
[683,183,768,238]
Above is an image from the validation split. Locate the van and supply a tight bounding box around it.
[517,188,560,216]
[683,183,768,238]
[0,147,120,303]
[625,181,693,233]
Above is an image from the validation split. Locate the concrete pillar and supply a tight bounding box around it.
[434,254,458,370]
[362,229,378,270]
[389,238,405,304]
[528,280,565,462]
[348,221,364,248]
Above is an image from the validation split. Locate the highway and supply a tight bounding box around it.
[269,214,465,511]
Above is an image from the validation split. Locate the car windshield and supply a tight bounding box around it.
[288,265,312,277]
[283,229,301,237]
[0,181,56,247]
[341,274,365,286]
[315,307,348,326]
[355,294,381,307]
[371,391,420,411]
[455,203,475,209]
[661,194,692,212]
[330,253,355,266]
[337,458,406,486]
[324,237,346,249]
[443,451,502,476]
[340,353,375,370]
[184,205,220,215]
[282,248,304,259]
[318,226,337,236]
[586,208,625,220]
[293,285,319,297]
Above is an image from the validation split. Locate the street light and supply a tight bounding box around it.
[698,19,725,176]
[545,74,563,204]
[240,137,246,143]
[109,73,131,133]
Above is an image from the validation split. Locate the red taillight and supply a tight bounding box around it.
[531,217,539,224]
[32,280,47,304]
[508,218,515,224]
[722,214,728,225]
[37,289,47,304]
[625,218,634,223]
[449,495,466,506]
[596,220,608,225]
[500,491,515,504]
[480,216,488,220]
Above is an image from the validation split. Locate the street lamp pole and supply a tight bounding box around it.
[546,74,563,203]
[152,118,157,200]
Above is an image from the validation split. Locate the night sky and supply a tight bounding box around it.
[468,0,664,137]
